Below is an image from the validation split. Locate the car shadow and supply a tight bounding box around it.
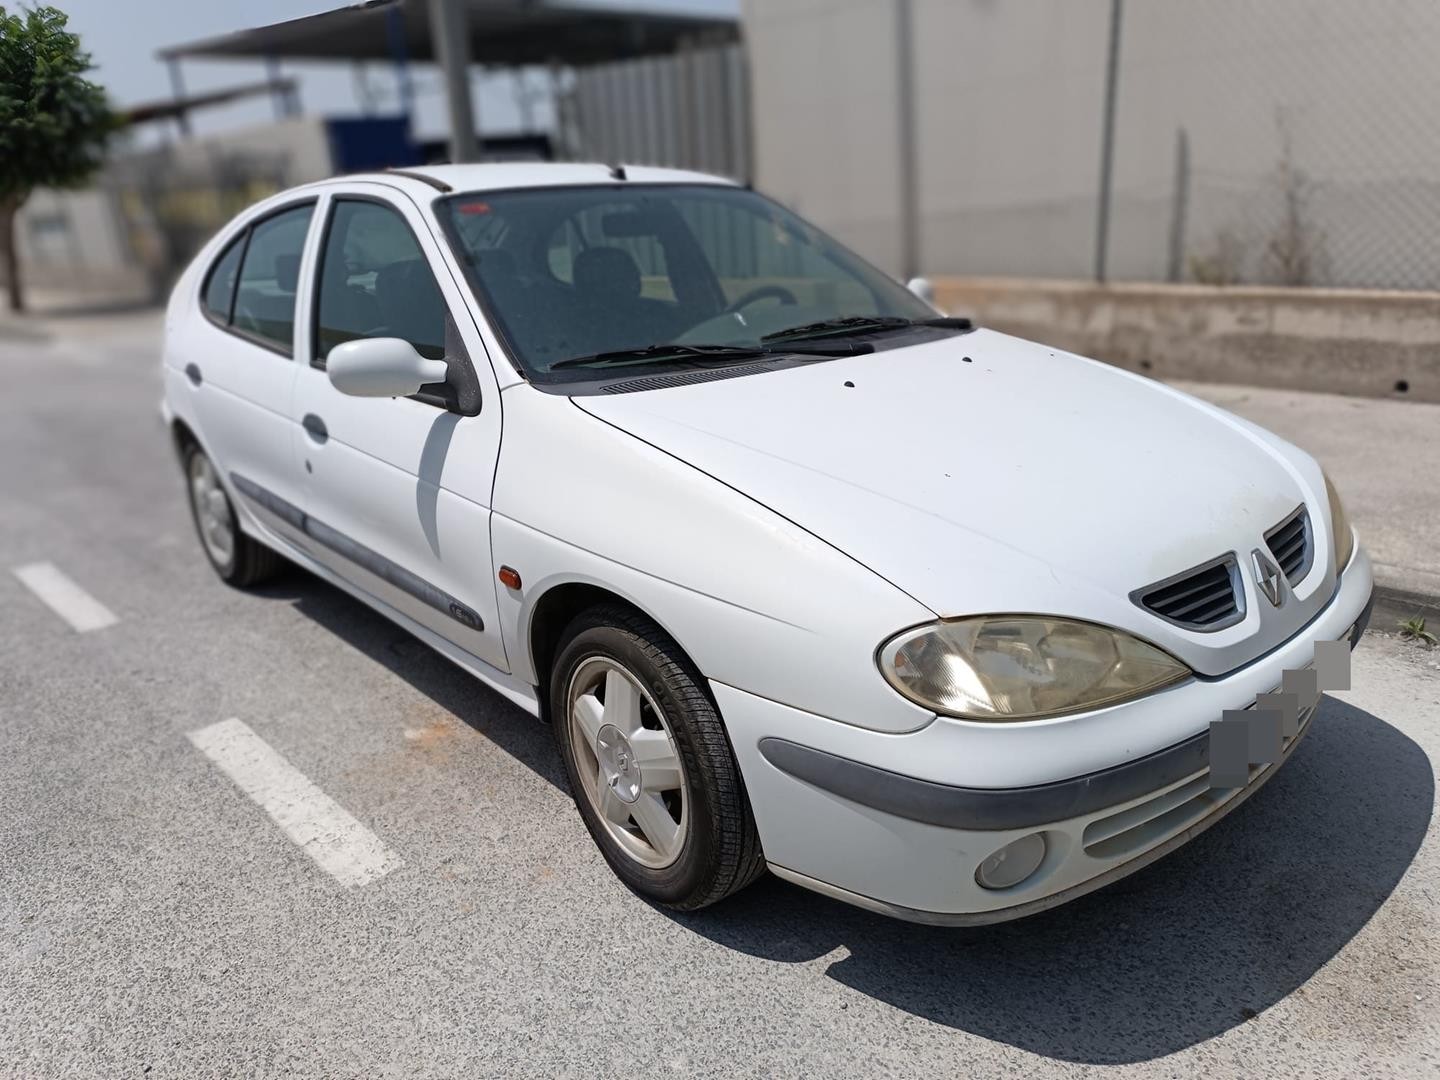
[251,569,569,793]
[248,567,1431,1063]
[662,696,1432,1063]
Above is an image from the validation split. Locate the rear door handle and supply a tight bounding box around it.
[184,363,202,387]
[302,413,329,443]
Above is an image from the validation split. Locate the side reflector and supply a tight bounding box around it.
[497,566,522,590]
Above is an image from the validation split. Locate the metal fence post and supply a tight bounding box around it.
[1094,0,1123,283]
[895,0,920,281]
[1167,127,1191,282]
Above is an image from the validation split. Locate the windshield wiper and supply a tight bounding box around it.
[762,314,972,344]
[549,343,775,370]
[548,337,872,371]
[762,315,911,342]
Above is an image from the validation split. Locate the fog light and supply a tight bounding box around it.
[975,833,1047,890]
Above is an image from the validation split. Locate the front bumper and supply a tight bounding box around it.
[716,548,1374,923]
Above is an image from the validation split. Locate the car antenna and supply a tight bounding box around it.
[609,163,627,181]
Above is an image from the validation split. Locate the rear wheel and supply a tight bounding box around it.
[551,604,765,910]
[183,443,282,588]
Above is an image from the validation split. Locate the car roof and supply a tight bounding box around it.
[320,161,741,198]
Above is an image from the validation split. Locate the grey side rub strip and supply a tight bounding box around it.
[230,472,307,532]
[229,472,484,632]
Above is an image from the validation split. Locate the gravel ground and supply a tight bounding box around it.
[1,311,1437,1078]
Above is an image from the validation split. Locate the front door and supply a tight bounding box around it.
[290,187,509,673]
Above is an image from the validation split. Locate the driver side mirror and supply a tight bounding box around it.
[327,337,449,399]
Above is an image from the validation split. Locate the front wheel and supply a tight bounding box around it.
[551,605,765,910]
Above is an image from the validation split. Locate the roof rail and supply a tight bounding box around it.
[383,168,454,192]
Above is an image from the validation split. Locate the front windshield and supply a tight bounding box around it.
[437,183,936,377]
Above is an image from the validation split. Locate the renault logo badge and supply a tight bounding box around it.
[1252,549,1285,608]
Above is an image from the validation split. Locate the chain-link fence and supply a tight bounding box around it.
[1098,0,1440,290]
[749,0,1440,291]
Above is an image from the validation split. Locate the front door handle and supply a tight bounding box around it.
[184,363,202,386]
[302,413,328,443]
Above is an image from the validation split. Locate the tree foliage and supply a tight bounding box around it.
[0,4,115,309]
[0,4,114,200]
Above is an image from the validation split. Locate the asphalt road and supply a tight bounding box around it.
[2,311,1438,1078]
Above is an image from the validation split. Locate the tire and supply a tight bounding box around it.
[182,441,282,588]
[550,603,765,910]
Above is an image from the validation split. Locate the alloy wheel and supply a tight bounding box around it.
[567,656,688,869]
[188,452,235,568]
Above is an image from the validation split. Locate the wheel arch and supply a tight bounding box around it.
[169,415,216,470]
[526,579,699,719]
[168,417,261,542]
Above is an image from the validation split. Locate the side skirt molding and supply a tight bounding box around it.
[229,472,485,633]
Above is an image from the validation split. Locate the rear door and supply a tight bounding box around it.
[289,185,509,672]
[170,200,317,550]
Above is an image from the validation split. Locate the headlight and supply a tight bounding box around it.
[878,616,1190,721]
[1323,472,1355,570]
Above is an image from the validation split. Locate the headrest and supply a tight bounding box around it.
[573,246,641,302]
[274,253,300,293]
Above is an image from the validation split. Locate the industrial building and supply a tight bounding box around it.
[11,0,1440,305]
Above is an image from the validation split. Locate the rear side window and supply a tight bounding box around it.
[229,204,314,353]
[202,235,246,323]
[314,200,447,363]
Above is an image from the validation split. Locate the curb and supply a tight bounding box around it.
[1371,584,1440,627]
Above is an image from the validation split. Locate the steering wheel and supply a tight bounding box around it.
[724,284,798,314]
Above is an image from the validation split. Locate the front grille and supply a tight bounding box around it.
[1265,506,1312,585]
[1133,555,1243,630]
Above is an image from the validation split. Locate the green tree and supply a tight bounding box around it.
[0,5,115,312]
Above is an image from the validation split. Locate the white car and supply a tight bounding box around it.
[162,163,1373,924]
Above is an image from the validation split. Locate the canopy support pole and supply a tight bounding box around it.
[428,0,480,162]
[166,58,191,138]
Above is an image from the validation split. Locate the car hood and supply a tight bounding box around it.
[573,329,1332,675]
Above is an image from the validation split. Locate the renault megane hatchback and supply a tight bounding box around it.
[162,163,1373,923]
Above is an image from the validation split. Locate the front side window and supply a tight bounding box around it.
[438,184,935,378]
[231,204,314,352]
[315,199,447,363]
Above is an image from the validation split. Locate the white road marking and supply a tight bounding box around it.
[188,718,403,888]
[12,561,119,632]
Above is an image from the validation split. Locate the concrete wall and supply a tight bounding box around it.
[742,0,1440,290]
[745,0,911,274]
[934,277,1440,403]
[13,186,136,296]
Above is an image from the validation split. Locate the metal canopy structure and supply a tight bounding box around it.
[158,0,740,162]
[157,0,739,68]
[123,79,301,126]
